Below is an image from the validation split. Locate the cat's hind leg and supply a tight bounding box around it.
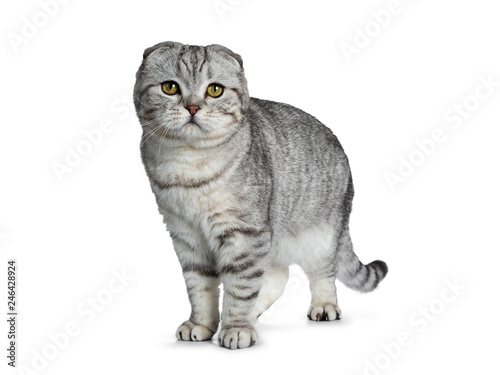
[305,269,342,321]
[297,227,342,321]
[301,231,342,321]
[253,265,289,318]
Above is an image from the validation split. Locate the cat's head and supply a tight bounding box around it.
[134,42,249,141]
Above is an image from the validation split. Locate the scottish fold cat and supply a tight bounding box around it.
[134,42,388,349]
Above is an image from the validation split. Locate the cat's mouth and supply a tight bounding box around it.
[184,119,202,129]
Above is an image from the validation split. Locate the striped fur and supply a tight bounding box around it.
[134,42,388,349]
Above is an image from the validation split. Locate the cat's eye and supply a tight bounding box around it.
[207,84,224,98]
[162,81,179,95]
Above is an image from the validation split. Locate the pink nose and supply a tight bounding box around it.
[186,105,200,115]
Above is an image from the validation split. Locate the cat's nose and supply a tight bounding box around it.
[185,105,200,116]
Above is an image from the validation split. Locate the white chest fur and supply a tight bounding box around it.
[148,146,242,252]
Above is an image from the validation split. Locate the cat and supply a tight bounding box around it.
[133,41,388,349]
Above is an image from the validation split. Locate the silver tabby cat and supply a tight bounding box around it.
[133,41,388,349]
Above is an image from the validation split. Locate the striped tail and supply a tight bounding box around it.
[336,230,388,292]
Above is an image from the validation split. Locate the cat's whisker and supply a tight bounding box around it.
[156,126,169,163]
[140,119,160,128]
[142,123,162,137]
[140,125,163,147]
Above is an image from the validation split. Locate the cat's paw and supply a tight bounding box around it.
[307,303,341,321]
[218,326,258,349]
[176,320,215,341]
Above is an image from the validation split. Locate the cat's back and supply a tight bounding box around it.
[247,97,348,169]
[247,97,344,155]
[247,97,352,234]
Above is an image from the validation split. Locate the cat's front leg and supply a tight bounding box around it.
[171,236,220,342]
[217,228,271,349]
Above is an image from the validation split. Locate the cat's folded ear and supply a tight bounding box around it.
[207,44,244,69]
[142,41,179,60]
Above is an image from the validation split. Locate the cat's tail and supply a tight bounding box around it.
[336,230,388,292]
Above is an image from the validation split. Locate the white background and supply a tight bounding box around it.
[1,0,499,374]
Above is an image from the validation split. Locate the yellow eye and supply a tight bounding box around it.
[162,81,179,95]
[207,84,224,98]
